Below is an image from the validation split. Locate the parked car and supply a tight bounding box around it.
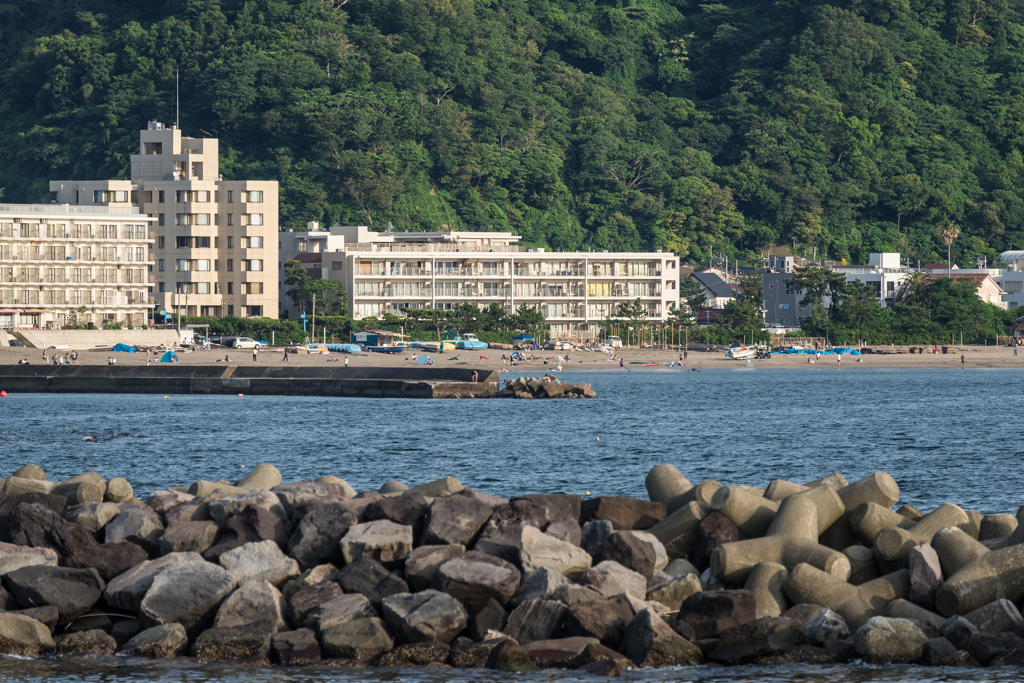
[763,324,799,334]
[231,337,263,350]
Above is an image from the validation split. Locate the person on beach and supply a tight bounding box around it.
[836,354,841,367]
[283,347,289,362]
[471,371,479,382]
[253,346,258,362]
[619,358,624,371]
[961,354,965,368]
[345,357,349,367]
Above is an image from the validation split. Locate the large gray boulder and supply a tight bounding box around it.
[192,625,273,660]
[147,489,196,515]
[646,573,702,610]
[511,567,570,608]
[340,520,414,565]
[203,506,288,562]
[581,520,614,557]
[381,590,468,644]
[620,607,703,667]
[908,544,942,611]
[139,559,237,637]
[471,500,547,563]
[288,582,343,626]
[854,616,929,664]
[213,580,287,633]
[595,531,656,582]
[118,623,188,658]
[420,496,495,546]
[271,480,348,519]
[271,628,321,666]
[103,552,203,613]
[159,521,220,555]
[432,551,522,612]
[55,628,117,655]
[63,502,122,534]
[320,616,395,660]
[104,507,165,554]
[405,545,465,592]
[207,489,288,525]
[282,563,338,600]
[364,492,430,538]
[0,541,58,574]
[286,502,358,569]
[578,560,647,600]
[563,596,635,648]
[218,540,300,586]
[0,613,55,656]
[304,593,377,635]
[503,599,568,644]
[335,556,409,608]
[66,542,150,582]
[806,608,849,645]
[7,502,97,559]
[3,565,105,626]
[519,526,592,578]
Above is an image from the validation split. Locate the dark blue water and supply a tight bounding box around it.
[1,367,1021,681]
[0,368,1021,514]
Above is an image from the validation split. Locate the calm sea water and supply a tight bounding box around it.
[0,367,1022,681]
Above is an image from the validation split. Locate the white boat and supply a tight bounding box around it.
[725,346,758,360]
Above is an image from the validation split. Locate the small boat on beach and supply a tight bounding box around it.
[456,333,488,350]
[725,346,757,360]
[367,345,405,353]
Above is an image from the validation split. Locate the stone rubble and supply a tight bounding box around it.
[1,461,1024,671]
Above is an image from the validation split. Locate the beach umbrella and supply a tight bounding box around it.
[512,334,534,341]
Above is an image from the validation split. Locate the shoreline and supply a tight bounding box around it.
[4,344,1022,373]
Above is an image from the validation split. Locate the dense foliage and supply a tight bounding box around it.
[3,0,1024,266]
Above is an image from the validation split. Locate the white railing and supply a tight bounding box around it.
[0,204,143,215]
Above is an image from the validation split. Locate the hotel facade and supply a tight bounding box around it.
[50,122,279,319]
[280,226,679,339]
[0,203,156,329]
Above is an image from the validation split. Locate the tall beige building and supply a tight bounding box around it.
[50,121,278,319]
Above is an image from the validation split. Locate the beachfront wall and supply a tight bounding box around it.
[279,226,679,340]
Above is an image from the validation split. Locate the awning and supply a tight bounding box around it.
[0,309,23,313]
[20,309,50,314]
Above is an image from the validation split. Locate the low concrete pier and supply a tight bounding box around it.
[0,365,498,398]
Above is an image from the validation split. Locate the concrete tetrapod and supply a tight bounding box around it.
[818,472,901,551]
[710,486,849,585]
[647,502,708,561]
[783,562,910,631]
[874,504,969,567]
[930,526,991,577]
[710,487,778,538]
[934,543,1024,616]
[645,465,692,507]
[743,562,788,618]
[763,480,808,502]
[849,503,915,547]
[665,481,721,515]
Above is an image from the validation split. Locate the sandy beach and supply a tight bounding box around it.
[2,343,1022,372]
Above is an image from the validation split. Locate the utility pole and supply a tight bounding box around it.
[311,293,316,342]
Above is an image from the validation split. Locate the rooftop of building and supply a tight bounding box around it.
[687,271,734,298]
[0,203,150,218]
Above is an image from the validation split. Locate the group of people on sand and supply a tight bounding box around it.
[42,350,78,366]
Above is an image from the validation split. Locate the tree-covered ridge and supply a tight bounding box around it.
[2,0,1024,266]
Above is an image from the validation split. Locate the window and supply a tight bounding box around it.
[158,281,165,292]
[194,214,210,225]
[158,191,165,203]
[158,213,165,226]
[227,282,233,294]
[243,260,262,271]
[227,237,233,249]
[228,305,234,316]
[214,283,221,294]
[175,237,211,248]
[247,236,263,248]
[158,259,165,272]
[158,236,165,249]
[244,282,264,294]
[227,191,233,203]
[227,259,233,272]
[779,304,790,309]
[195,282,210,294]
[195,260,210,271]
[92,190,128,202]
[227,214,233,226]
[247,305,263,316]
[176,260,191,271]
[332,261,343,271]
[214,237,219,248]
[245,214,263,226]
[1006,280,1023,293]
[244,190,263,203]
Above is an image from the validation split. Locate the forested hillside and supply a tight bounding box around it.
[1,0,1023,265]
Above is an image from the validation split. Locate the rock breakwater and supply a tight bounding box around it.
[0,463,1022,671]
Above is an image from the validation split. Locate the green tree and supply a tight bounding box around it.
[283,260,350,317]
[835,280,882,340]
[786,267,848,318]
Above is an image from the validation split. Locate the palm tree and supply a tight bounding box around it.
[893,270,927,306]
[937,223,960,277]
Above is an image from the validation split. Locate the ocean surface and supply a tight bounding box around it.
[0,367,1022,681]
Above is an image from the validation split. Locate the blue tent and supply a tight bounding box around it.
[512,334,534,341]
[416,354,433,365]
[112,343,136,353]
[160,351,180,363]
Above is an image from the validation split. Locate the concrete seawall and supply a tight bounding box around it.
[0,365,498,398]
[9,329,181,349]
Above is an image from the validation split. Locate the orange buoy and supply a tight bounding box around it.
[237,393,245,397]
[0,391,6,397]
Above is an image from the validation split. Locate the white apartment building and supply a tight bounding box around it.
[1000,251,1024,309]
[0,203,156,329]
[50,121,279,319]
[279,226,678,339]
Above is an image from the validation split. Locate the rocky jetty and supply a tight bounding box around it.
[1,463,1023,670]
[486,376,596,399]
